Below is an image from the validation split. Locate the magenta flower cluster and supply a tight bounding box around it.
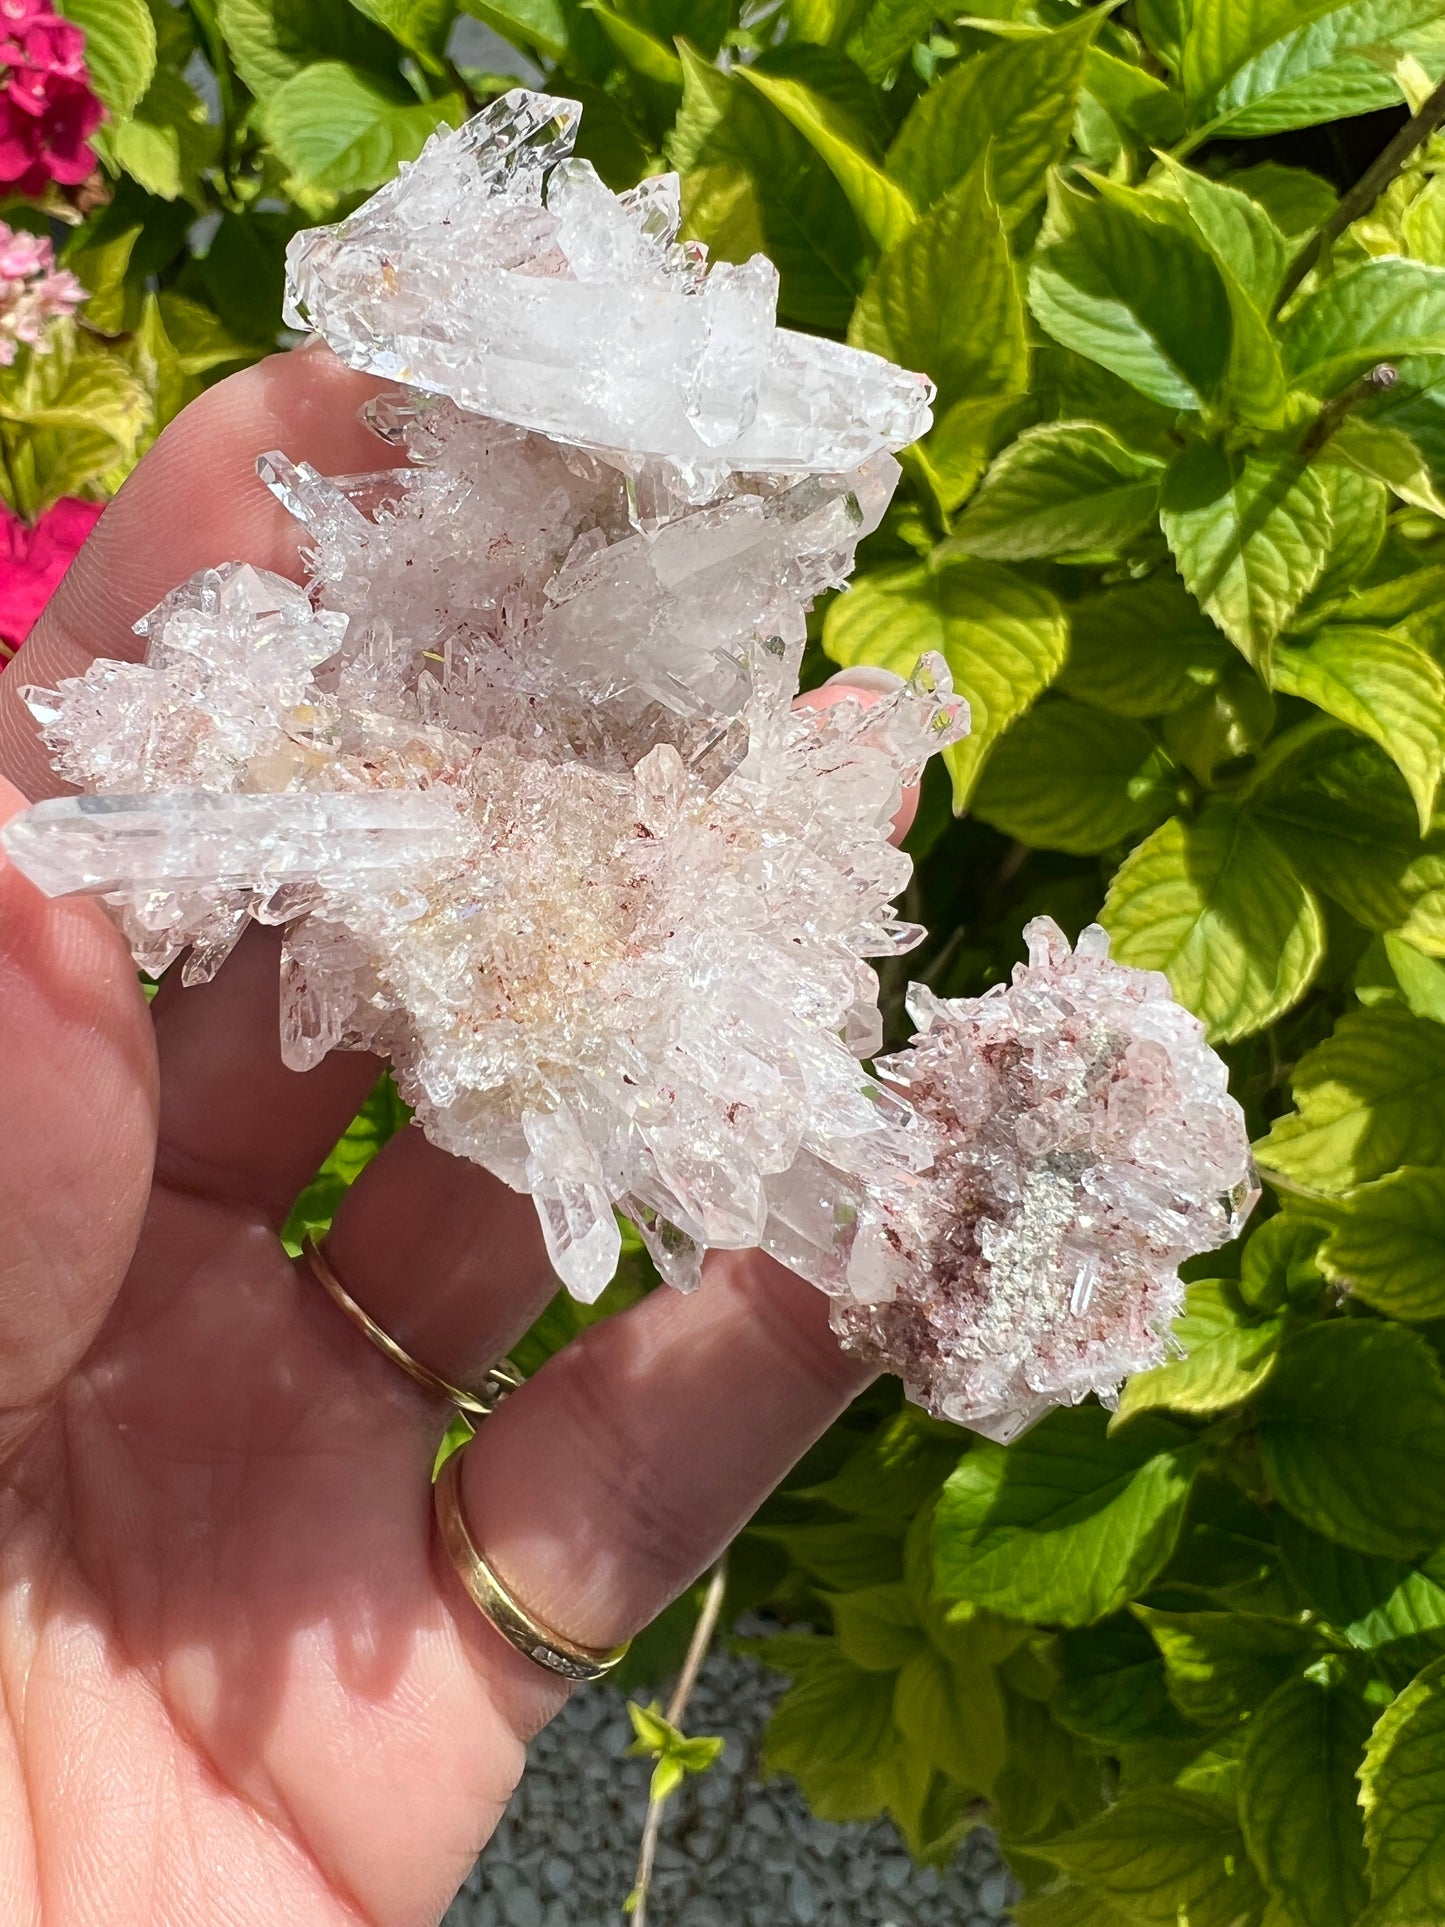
[0,0,103,199]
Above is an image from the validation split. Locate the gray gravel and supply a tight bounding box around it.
[444,1647,1016,1926]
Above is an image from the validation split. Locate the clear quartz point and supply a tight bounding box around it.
[283,89,933,489]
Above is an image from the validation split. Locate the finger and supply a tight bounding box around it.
[0,776,157,1458]
[309,667,922,1402]
[148,926,381,1224]
[798,667,920,840]
[437,1249,870,1667]
[0,346,399,801]
[0,348,407,1217]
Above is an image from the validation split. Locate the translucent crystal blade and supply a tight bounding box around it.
[283,90,932,485]
[1,791,468,896]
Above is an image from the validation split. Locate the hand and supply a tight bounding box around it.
[0,351,898,1927]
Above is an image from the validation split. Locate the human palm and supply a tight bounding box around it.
[0,350,879,1926]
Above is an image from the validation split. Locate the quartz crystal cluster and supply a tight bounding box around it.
[1,88,1254,1437]
[780,919,1257,1439]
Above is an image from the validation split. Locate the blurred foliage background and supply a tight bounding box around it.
[17,2,1445,1922]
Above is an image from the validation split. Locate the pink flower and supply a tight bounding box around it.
[0,216,83,361]
[0,496,102,656]
[0,223,47,278]
[0,0,101,197]
[0,1,47,31]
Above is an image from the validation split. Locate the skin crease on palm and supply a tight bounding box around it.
[0,347,921,1927]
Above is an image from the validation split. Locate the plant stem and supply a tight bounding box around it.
[1274,73,1445,315]
[628,1560,728,1927]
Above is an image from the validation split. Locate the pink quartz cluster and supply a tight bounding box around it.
[820,920,1256,1439]
[0,0,103,199]
[0,220,83,362]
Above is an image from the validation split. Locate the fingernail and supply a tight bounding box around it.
[824,666,905,695]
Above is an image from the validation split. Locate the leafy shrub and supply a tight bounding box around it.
[15,2,1445,1922]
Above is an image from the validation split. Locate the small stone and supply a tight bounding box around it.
[789,1870,819,1922]
[540,1856,573,1894]
[503,1887,543,1927]
[881,1855,912,1891]
[979,1870,1013,1913]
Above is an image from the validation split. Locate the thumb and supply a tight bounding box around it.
[0,776,157,1461]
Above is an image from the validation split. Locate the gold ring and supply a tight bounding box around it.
[301,1235,522,1419]
[434,1446,631,1682]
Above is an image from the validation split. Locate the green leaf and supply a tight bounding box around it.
[938,422,1163,562]
[735,66,914,251]
[803,1409,962,1522]
[1152,155,1291,316]
[1060,574,1234,720]
[1318,1166,1445,1321]
[1161,444,1334,671]
[101,66,220,206]
[1360,1654,1445,1925]
[672,43,865,331]
[625,1698,677,1755]
[1148,169,1290,424]
[1114,1281,1284,1424]
[1037,1788,1267,1927]
[193,209,301,347]
[761,1638,900,1822]
[894,1643,1007,1793]
[1254,1320,1445,1558]
[1239,1214,1328,1315]
[1255,1003,1445,1194]
[1133,1604,1316,1729]
[1306,461,1389,610]
[1278,1516,1445,1653]
[909,392,1018,516]
[1251,745,1445,955]
[1233,161,1339,241]
[848,160,1026,418]
[351,0,455,61]
[1016,1885,1134,1927]
[970,702,1176,856]
[57,0,157,118]
[752,1519,904,1591]
[1286,259,1445,397]
[1379,934,1445,1024]
[585,4,682,89]
[1083,47,1187,156]
[1181,0,1445,138]
[0,324,149,516]
[1030,180,1234,412]
[831,1583,924,1671]
[1238,1671,1373,1927]
[846,0,939,82]
[886,14,1099,226]
[1056,1615,1203,1746]
[933,1404,1202,1628]
[261,63,464,196]
[215,0,398,96]
[1164,656,1278,787]
[821,559,1068,808]
[459,0,567,59]
[1326,415,1445,518]
[1271,629,1445,834]
[1102,804,1325,1043]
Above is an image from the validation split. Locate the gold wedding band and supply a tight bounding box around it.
[434,1446,631,1682]
[300,1235,523,1419]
